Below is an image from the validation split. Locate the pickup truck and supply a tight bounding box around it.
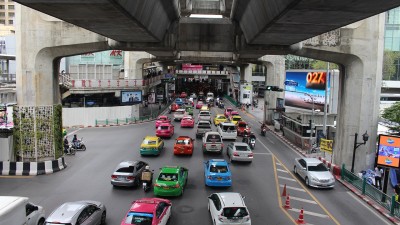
[196,120,212,138]
[174,109,186,121]
[198,110,211,122]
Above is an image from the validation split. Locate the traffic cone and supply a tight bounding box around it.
[283,194,291,209]
[296,207,306,224]
[281,184,287,197]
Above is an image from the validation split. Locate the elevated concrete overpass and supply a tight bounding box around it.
[14,0,400,61]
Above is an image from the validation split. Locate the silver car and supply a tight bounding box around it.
[173,108,186,121]
[226,142,253,163]
[294,158,335,188]
[45,201,106,225]
[111,161,148,187]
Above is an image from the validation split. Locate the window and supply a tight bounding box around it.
[116,166,134,173]
[206,134,221,142]
[299,159,306,168]
[210,165,228,173]
[176,139,190,145]
[26,203,36,216]
[308,163,328,172]
[210,194,221,210]
[8,19,12,25]
[125,212,153,225]
[158,173,178,181]
[144,140,157,145]
[8,12,14,17]
[8,5,14,10]
[235,145,250,151]
[222,207,249,218]
[156,202,167,218]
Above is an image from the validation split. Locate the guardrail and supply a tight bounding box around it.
[341,164,399,217]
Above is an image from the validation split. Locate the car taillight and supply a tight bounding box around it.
[174,183,180,188]
[111,175,117,179]
[233,152,239,156]
[127,176,134,180]
[155,183,161,187]
[203,144,207,147]
[218,215,224,222]
[248,153,254,157]
[221,143,224,148]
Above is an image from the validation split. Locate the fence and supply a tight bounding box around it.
[341,164,399,217]
[224,94,238,107]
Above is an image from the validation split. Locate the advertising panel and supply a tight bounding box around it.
[0,103,14,130]
[376,134,400,168]
[121,90,142,105]
[320,138,333,153]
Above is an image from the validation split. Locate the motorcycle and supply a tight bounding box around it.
[249,138,256,149]
[66,144,76,155]
[142,170,154,192]
[71,138,86,151]
[261,127,267,136]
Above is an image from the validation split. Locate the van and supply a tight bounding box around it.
[0,196,45,225]
[202,132,223,154]
[217,122,237,140]
[206,92,214,103]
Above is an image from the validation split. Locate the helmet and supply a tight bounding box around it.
[145,165,150,170]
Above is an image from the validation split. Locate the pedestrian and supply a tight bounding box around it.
[374,167,383,190]
[394,182,400,202]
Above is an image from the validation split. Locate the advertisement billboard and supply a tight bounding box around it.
[121,90,142,105]
[376,134,400,168]
[284,70,338,113]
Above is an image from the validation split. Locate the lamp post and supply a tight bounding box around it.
[351,131,369,173]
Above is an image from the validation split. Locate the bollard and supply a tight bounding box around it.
[106,119,108,125]
[362,177,366,195]
[391,195,396,216]
[95,119,97,126]
[341,164,345,180]
[126,118,128,124]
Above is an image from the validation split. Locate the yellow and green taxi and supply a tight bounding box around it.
[154,166,188,197]
[185,105,194,116]
[200,105,209,111]
[214,114,228,125]
[140,136,164,156]
[230,115,242,125]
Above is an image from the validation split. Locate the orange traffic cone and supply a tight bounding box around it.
[282,184,287,197]
[283,194,291,209]
[296,207,306,224]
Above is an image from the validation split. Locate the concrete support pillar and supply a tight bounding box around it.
[15,5,108,161]
[260,56,285,124]
[240,64,253,83]
[123,51,153,79]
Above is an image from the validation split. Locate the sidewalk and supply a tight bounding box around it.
[246,97,400,224]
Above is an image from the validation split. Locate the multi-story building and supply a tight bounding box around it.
[0,0,15,26]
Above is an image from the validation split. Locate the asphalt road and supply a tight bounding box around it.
[0,100,393,225]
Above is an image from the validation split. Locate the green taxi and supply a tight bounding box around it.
[140,136,164,156]
[154,166,188,197]
[185,105,194,116]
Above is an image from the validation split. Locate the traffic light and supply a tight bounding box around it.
[266,86,283,92]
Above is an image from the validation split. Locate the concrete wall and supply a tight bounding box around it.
[62,105,139,127]
[0,134,13,161]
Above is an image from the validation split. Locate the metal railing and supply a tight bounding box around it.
[0,73,16,83]
[224,94,238,107]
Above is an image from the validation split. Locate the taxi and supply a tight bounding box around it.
[204,159,232,187]
[120,198,171,225]
[169,103,179,112]
[173,136,194,155]
[180,116,195,128]
[196,101,204,109]
[237,121,251,136]
[154,166,188,197]
[185,105,194,116]
[224,107,233,117]
[156,123,174,138]
[155,115,171,128]
[230,110,240,118]
[140,136,165,156]
[200,105,209,111]
[230,115,242,125]
[213,114,228,125]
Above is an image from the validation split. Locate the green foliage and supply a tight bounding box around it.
[383,50,400,80]
[12,106,20,159]
[53,104,63,159]
[310,61,339,70]
[382,102,400,131]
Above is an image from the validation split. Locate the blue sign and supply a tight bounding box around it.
[284,81,298,86]
[165,73,173,78]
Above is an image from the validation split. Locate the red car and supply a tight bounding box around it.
[169,103,180,112]
[120,198,171,225]
[180,116,195,128]
[180,92,187,98]
[173,136,194,155]
[237,121,251,136]
[155,115,171,128]
[156,123,175,138]
[224,107,233,117]
[196,101,204,109]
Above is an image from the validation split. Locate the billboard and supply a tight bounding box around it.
[284,70,338,113]
[376,134,400,168]
[0,103,14,130]
[121,90,142,105]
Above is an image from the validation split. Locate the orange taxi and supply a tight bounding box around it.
[173,136,194,156]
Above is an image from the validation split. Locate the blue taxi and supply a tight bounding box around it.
[204,159,232,187]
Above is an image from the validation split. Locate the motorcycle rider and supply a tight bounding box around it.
[261,123,267,135]
[141,165,153,190]
[242,130,250,144]
[63,137,69,154]
[72,134,79,149]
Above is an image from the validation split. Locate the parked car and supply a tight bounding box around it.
[202,132,224,154]
[236,121,251,136]
[196,120,213,138]
[156,123,175,138]
[198,110,211,122]
[294,158,335,188]
[190,93,197,99]
[224,107,233,118]
[173,136,194,155]
[214,114,228,126]
[204,159,232,187]
[226,142,253,163]
[111,160,148,187]
[196,101,204,109]
[217,122,237,140]
[154,166,189,197]
[120,198,171,225]
[230,115,242,125]
[140,136,165,156]
[155,115,171,128]
[45,201,106,225]
[169,103,180,112]
[181,116,195,128]
[173,108,186,121]
[208,192,251,225]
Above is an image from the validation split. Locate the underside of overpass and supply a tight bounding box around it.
[14,0,400,62]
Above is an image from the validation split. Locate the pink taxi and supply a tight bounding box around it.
[156,123,174,138]
[120,198,171,225]
[180,116,195,128]
[155,115,171,128]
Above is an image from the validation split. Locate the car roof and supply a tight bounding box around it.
[301,158,323,165]
[176,136,191,140]
[117,161,138,168]
[160,166,181,173]
[220,122,235,126]
[216,114,225,117]
[208,159,228,166]
[232,115,241,118]
[144,136,159,141]
[198,120,211,124]
[226,107,232,110]
[232,142,249,147]
[205,131,221,136]
[182,116,193,119]
[159,123,172,126]
[157,115,168,119]
[216,192,245,207]
[47,202,89,222]
[132,198,170,213]
[176,109,186,112]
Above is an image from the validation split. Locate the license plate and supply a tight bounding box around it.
[163,187,169,190]
[217,178,222,180]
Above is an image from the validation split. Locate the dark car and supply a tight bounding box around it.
[111,161,148,187]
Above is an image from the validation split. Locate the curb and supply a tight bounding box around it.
[0,157,67,176]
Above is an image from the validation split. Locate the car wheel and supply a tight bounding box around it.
[305,177,310,186]
[294,166,297,174]
[180,187,184,196]
[134,178,140,187]
[81,145,86,151]
[101,211,106,225]
[38,218,45,225]
[229,156,233,163]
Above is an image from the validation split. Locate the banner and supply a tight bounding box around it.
[320,138,333,153]
[376,134,400,168]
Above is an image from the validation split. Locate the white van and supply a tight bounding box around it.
[217,122,237,140]
[0,196,46,225]
[206,92,214,103]
[202,132,224,154]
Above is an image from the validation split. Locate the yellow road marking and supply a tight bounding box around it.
[245,112,255,119]
[274,156,341,225]
[0,175,33,179]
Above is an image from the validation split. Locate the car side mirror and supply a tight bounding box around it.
[208,196,212,199]
[33,206,39,211]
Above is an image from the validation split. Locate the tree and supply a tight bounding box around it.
[381,102,400,132]
[383,50,400,80]
[310,60,339,70]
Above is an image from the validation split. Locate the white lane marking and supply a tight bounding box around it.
[289,208,329,218]
[257,138,272,154]
[346,192,392,225]
[289,196,317,204]
[66,129,81,137]
[277,168,289,173]
[276,162,282,166]
[278,176,297,182]
[280,184,306,192]
[266,137,275,144]
[252,152,272,155]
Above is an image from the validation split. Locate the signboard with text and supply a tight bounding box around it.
[320,138,333,153]
[376,134,400,168]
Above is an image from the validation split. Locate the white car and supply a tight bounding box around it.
[173,109,186,121]
[208,192,251,225]
[190,93,197,99]
[217,122,237,140]
[198,110,211,122]
[294,158,335,188]
[226,142,253,163]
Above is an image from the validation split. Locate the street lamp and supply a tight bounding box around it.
[351,131,369,173]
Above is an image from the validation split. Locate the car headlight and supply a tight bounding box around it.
[330,177,336,182]
[310,176,319,182]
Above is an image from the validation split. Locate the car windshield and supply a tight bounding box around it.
[235,145,250,151]
[222,207,248,218]
[232,117,241,121]
[238,123,247,128]
[226,109,232,112]
[159,126,169,130]
[222,126,236,132]
[206,135,222,142]
[218,116,226,120]
[210,165,228,173]
[176,139,190,145]
[143,140,157,145]
[158,173,178,181]
[158,117,167,121]
[308,163,328,172]
[116,166,134,173]
[125,212,153,225]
